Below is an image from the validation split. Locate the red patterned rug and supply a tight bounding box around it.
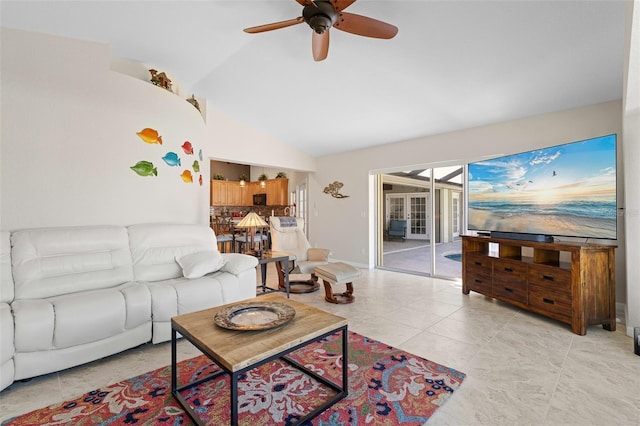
[3,331,465,425]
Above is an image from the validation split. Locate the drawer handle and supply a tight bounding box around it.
[543,298,555,305]
[474,261,482,266]
[474,279,483,284]
[504,287,514,293]
[504,267,513,273]
[542,275,555,281]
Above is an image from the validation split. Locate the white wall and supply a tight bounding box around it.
[622,0,639,336]
[0,28,315,232]
[1,28,210,229]
[311,101,627,302]
[207,110,316,173]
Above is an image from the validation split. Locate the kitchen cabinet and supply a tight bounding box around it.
[210,180,243,206]
[210,178,288,206]
[264,178,288,206]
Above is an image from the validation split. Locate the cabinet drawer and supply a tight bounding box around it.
[466,253,492,274]
[465,270,492,296]
[528,265,571,292]
[528,284,572,322]
[493,258,527,281]
[493,277,527,304]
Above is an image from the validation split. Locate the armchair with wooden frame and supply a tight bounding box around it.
[269,216,330,293]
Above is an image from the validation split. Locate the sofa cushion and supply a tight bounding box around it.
[10,226,133,299]
[1,232,13,303]
[12,282,150,351]
[220,253,259,275]
[128,223,218,282]
[176,251,226,279]
[0,303,14,391]
[146,275,225,323]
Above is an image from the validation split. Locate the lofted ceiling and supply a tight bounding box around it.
[0,1,628,157]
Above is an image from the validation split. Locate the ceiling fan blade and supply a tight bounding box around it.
[312,31,329,61]
[333,12,398,39]
[296,0,318,7]
[297,0,356,12]
[330,0,357,12]
[244,17,304,33]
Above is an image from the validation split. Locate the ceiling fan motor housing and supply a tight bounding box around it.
[303,1,337,34]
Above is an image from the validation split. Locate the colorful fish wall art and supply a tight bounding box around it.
[130,160,157,176]
[162,152,181,167]
[136,128,162,145]
[181,141,194,155]
[131,128,203,186]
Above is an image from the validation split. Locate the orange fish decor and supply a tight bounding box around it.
[180,170,193,183]
[136,128,162,145]
[181,141,194,155]
[199,174,203,186]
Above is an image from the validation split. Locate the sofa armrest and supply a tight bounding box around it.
[220,253,259,275]
[307,248,330,262]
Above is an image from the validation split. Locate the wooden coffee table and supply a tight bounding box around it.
[171,293,348,426]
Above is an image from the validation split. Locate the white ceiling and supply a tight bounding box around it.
[0,0,627,157]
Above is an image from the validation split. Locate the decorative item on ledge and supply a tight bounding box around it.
[186,94,200,111]
[148,69,173,92]
[212,173,225,180]
[323,181,350,198]
[239,173,249,187]
[276,171,287,179]
[258,172,268,188]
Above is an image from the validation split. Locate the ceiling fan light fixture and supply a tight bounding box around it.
[309,15,332,33]
[303,1,337,34]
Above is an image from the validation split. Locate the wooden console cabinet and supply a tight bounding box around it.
[462,235,616,335]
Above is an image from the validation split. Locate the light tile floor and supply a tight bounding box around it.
[1,268,638,425]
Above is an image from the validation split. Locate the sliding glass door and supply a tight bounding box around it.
[379,165,463,280]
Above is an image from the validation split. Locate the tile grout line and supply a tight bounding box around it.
[541,333,574,425]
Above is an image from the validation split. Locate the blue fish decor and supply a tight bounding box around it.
[162,152,181,167]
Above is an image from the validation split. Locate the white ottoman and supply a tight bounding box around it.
[314,262,361,304]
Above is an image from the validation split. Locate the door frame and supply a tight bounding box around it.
[385,193,430,240]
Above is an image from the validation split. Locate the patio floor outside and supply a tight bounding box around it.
[381,238,462,279]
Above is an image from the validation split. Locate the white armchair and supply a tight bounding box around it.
[269,216,330,293]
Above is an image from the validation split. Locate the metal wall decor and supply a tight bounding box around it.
[323,181,349,198]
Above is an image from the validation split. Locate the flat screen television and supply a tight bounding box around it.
[468,134,617,240]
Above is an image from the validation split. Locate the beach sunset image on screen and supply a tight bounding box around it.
[468,134,617,239]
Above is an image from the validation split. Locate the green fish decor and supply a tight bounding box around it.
[130,160,158,177]
[192,160,200,173]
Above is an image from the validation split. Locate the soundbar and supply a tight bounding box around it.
[490,231,554,243]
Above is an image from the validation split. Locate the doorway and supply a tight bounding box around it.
[385,193,430,239]
[378,165,464,279]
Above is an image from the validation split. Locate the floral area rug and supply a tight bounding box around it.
[3,331,466,425]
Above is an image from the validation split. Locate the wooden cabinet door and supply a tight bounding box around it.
[226,181,242,206]
[266,178,288,206]
[241,182,257,206]
[210,180,227,206]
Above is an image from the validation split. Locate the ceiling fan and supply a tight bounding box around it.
[243,0,398,61]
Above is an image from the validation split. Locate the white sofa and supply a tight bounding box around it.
[1,232,15,391]
[0,223,258,391]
